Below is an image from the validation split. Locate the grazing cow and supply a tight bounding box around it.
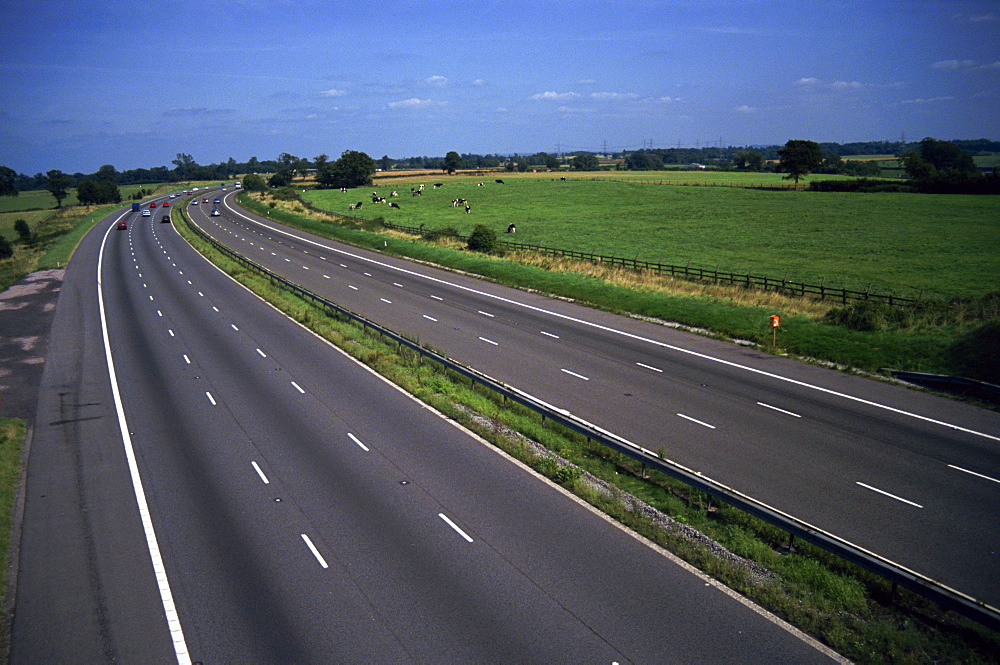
[495,179,504,184]
[477,182,485,186]
[451,198,467,207]
[356,201,363,208]
[391,191,398,197]
[412,190,422,196]
[465,204,471,213]
[340,187,348,192]
[418,184,425,191]
[507,223,516,233]
[433,183,443,188]
[389,202,400,209]
[560,177,567,181]
[348,204,355,211]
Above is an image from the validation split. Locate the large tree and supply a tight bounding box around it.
[443,151,464,173]
[1,165,19,197]
[777,140,824,184]
[45,169,72,207]
[918,137,977,174]
[315,150,376,189]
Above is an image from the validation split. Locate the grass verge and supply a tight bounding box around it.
[0,418,25,655]
[177,204,1000,663]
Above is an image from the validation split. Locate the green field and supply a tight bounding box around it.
[305,176,999,299]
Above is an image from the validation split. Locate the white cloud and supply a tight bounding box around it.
[932,59,976,70]
[529,91,580,100]
[590,92,638,100]
[425,75,448,86]
[795,77,819,85]
[319,88,346,97]
[899,96,954,105]
[980,60,1000,70]
[830,80,862,89]
[472,79,486,86]
[734,104,756,113]
[387,98,445,108]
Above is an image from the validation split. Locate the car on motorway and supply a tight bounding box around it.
[202,198,208,203]
[161,215,171,223]
[149,202,157,208]
[190,199,198,205]
[211,208,221,216]
[162,201,169,207]
[213,198,220,204]
[116,221,127,230]
[142,209,151,216]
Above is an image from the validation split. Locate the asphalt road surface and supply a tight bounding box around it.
[11,197,839,662]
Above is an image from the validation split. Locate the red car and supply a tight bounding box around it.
[116,221,127,230]
[161,201,170,207]
[149,202,157,208]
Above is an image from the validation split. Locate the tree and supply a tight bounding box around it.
[0,166,19,197]
[45,169,72,207]
[443,151,464,173]
[777,140,823,183]
[570,154,600,170]
[625,152,663,171]
[918,137,977,174]
[14,219,31,243]
[316,150,376,189]
[899,151,937,180]
[241,173,267,191]
[0,235,12,260]
[732,150,765,171]
[379,155,392,172]
[95,164,117,182]
[172,153,197,179]
[542,153,561,170]
[467,224,501,254]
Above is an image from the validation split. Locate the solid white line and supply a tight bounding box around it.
[291,381,305,394]
[224,210,1000,443]
[301,534,329,568]
[206,392,216,405]
[347,432,369,451]
[540,331,560,339]
[479,337,498,346]
[438,513,474,542]
[561,368,589,381]
[636,362,663,373]
[97,217,190,664]
[423,315,438,322]
[948,464,1000,484]
[757,402,802,418]
[677,413,716,429]
[251,461,270,484]
[478,310,494,317]
[856,482,924,508]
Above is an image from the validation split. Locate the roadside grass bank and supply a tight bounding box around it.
[176,204,1000,664]
[0,419,24,652]
[241,191,996,383]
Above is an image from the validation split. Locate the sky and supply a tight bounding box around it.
[1,0,998,175]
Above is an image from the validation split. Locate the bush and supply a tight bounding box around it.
[467,224,502,254]
[14,219,31,241]
[423,226,461,242]
[809,179,911,193]
[948,321,1000,383]
[0,235,12,259]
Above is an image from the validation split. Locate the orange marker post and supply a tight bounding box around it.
[770,315,781,346]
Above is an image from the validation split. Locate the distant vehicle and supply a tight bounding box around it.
[131,202,141,211]
[142,209,151,217]
[193,187,200,191]
[211,208,221,216]
[202,198,208,202]
[213,198,220,204]
[190,200,198,205]
[116,221,127,230]
[234,182,242,188]
[149,202,157,208]
[161,215,171,223]
[161,201,169,207]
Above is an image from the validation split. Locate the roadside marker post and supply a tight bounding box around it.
[770,314,781,346]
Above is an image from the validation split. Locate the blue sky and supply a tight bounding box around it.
[1,0,998,175]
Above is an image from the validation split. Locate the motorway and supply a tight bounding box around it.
[190,187,1000,609]
[11,196,839,662]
